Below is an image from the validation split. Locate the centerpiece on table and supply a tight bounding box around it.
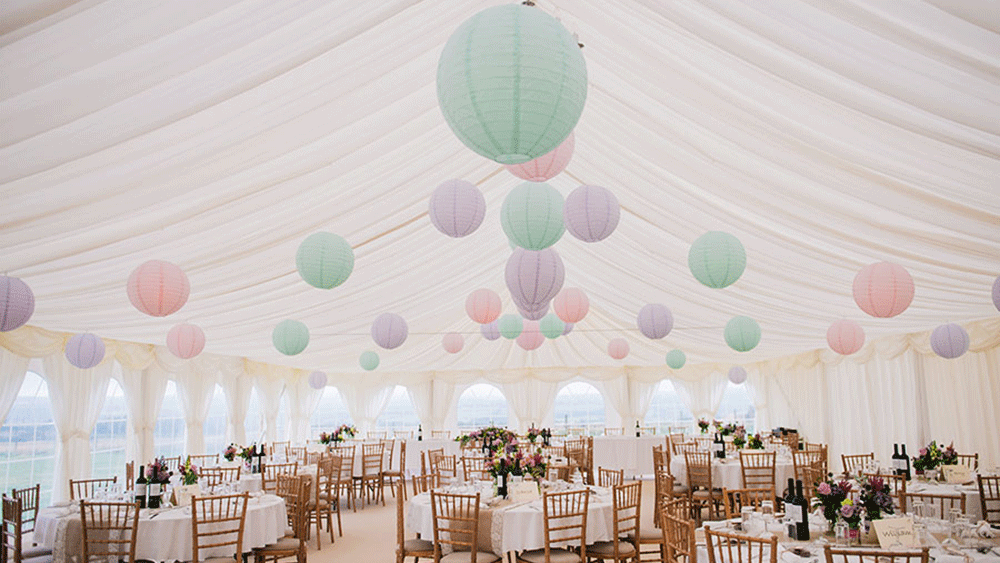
[525,426,553,446]
[173,457,202,506]
[713,420,737,437]
[814,476,853,535]
[746,433,764,450]
[239,445,264,473]
[145,457,173,509]
[319,424,358,446]
[697,419,710,434]
[858,474,895,541]
[456,425,518,456]
[179,457,200,486]
[912,440,957,480]
[487,447,547,498]
[732,425,747,449]
[223,443,240,462]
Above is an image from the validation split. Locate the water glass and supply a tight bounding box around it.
[835,521,849,545]
[924,504,940,522]
[761,501,775,520]
[741,506,754,527]
[912,500,924,522]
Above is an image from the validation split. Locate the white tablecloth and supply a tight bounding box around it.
[907,480,986,520]
[670,454,797,491]
[35,494,287,563]
[592,435,667,478]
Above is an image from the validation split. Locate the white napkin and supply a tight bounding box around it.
[974,521,996,538]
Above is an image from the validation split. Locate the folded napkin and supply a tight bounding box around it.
[974,521,996,538]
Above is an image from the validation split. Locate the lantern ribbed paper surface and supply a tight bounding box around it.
[505,132,574,181]
[273,320,309,356]
[0,275,34,332]
[637,304,673,339]
[688,232,746,289]
[540,314,565,339]
[724,316,761,352]
[608,338,629,360]
[127,260,190,317]
[517,302,549,321]
[506,248,564,310]
[516,321,544,351]
[167,323,206,359]
[728,366,747,384]
[826,320,865,355]
[309,371,328,389]
[498,314,523,339]
[553,288,589,323]
[65,333,105,369]
[501,182,565,250]
[481,321,501,341]
[296,232,354,289]
[359,351,380,371]
[930,323,969,359]
[564,185,620,243]
[466,288,502,324]
[429,180,486,238]
[442,333,464,354]
[665,349,686,369]
[371,313,408,350]
[562,322,574,336]
[993,276,1000,312]
[852,262,914,318]
[437,4,587,164]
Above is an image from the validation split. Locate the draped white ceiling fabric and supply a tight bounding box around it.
[1,0,998,377]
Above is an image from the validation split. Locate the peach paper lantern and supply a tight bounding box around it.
[608,338,629,360]
[466,289,502,324]
[504,131,575,181]
[127,260,190,317]
[443,333,464,354]
[167,323,206,359]
[553,288,589,324]
[826,320,865,356]
[516,321,544,351]
[852,262,914,318]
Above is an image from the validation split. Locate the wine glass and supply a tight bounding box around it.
[761,501,775,521]
[912,500,924,523]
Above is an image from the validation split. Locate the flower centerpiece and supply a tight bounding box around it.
[223,443,239,462]
[814,477,853,532]
[713,421,738,437]
[457,426,518,456]
[179,456,200,486]
[697,419,710,434]
[838,499,864,539]
[858,475,894,521]
[747,433,764,450]
[239,445,255,463]
[526,426,542,443]
[320,424,358,445]
[912,440,957,476]
[146,457,173,483]
[732,425,747,449]
[487,447,547,497]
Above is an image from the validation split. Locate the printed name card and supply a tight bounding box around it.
[508,481,540,504]
[873,517,916,548]
[942,464,972,484]
[173,484,202,507]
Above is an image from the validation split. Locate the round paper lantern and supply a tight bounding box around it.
[562,322,574,336]
[930,323,969,359]
[564,185,620,243]
[359,351,380,371]
[517,302,549,321]
[308,371,328,390]
[166,323,206,359]
[553,288,589,323]
[728,366,747,384]
[498,314,523,339]
[500,182,565,250]
[608,338,629,360]
[481,321,501,341]
[540,314,565,339]
[437,4,587,164]
[428,179,487,238]
[724,316,761,352]
[826,320,865,356]
[852,262,914,318]
[688,232,746,289]
[993,276,1000,312]
[65,333,105,369]
[466,289,502,324]
[665,349,686,369]
[127,260,190,317]
[505,132,575,181]
[516,321,544,351]
[0,275,34,332]
[295,232,354,289]
[273,320,309,356]
[371,313,408,350]
[637,304,673,340]
[506,248,564,310]
[442,333,464,354]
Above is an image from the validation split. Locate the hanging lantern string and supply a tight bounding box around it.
[306,325,728,338]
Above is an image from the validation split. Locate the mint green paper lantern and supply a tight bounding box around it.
[501,182,565,250]
[539,313,565,339]
[665,349,686,369]
[296,232,354,289]
[688,231,746,289]
[359,351,380,371]
[724,316,761,352]
[437,4,588,164]
[273,320,309,356]
[498,314,523,339]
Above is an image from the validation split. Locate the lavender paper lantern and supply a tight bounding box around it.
[0,275,34,332]
[540,314,565,339]
[273,320,309,356]
[564,185,620,243]
[517,302,549,321]
[481,321,501,341]
[562,322,574,336]
[553,287,589,323]
[665,349,686,369]
[504,132,575,182]
[65,333,105,369]
[371,313,408,350]
[728,366,747,384]
[308,371,328,389]
[852,262,914,318]
[506,248,564,310]
[498,314,523,339]
[429,179,486,238]
[500,182,565,250]
[724,316,761,352]
[992,276,1000,312]
[127,260,190,317]
[930,323,969,359]
[466,289,502,324]
[442,333,464,354]
[826,320,865,356]
[637,304,674,340]
[516,321,544,351]
[359,351,380,371]
[608,338,629,360]
[167,323,206,359]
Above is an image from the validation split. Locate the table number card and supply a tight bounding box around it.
[508,481,540,504]
[942,464,972,484]
[172,484,202,507]
[873,517,916,548]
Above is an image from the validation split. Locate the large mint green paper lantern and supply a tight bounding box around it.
[688,231,746,289]
[296,232,354,289]
[539,313,565,339]
[501,182,565,250]
[498,314,523,339]
[437,4,588,164]
[359,351,380,371]
[724,316,761,352]
[273,320,309,356]
[665,349,686,369]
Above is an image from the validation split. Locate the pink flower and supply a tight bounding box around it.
[817,482,831,495]
[919,448,928,456]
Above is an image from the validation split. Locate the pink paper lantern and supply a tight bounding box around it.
[428,179,486,238]
[516,321,544,351]
[504,131,575,181]
[564,185,620,242]
[65,333,105,369]
[466,289,502,324]
[608,338,629,360]
[127,260,190,317]
[993,276,1000,312]
[166,323,206,359]
[371,313,408,350]
[562,323,574,336]
[826,320,865,355]
[637,304,673,340]
[852,262,914,318]
[308,371,328,390]
[506,248,564,310]
[930,323,969,359]
[728,366,747,384]
[443,332,464,354]
[481,321,501,341]
[553,288,589,323]
[0,276,35,332]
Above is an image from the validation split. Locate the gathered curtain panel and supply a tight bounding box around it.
[117,365,168,466]
[285,372,323,443]
[502,378,560,431]
[0,347,29,424]
[407,377,457,433]
[219,369,254,446]
[338,379,394,434]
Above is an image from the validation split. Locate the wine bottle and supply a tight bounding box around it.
[784,477,795,512]
[135,465,147,509]
[635,420,641,438]
[147,474,161,509]
[418,424,423,441]
[795,479,810,541]
[892,443,902,475]
[900,444,911,481]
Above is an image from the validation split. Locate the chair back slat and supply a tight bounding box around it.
[80,500,140,563]
[9,485,40,535]
[598,467,624,488]
[823,545,929,563]
[955,453,979,472]
[739,451,777,489]
[69,477,118,501]
[261,462,298,494]
[722,487,776,520]
[841,453,874,476]
[661,500,697,563]
[2,497,23,563]
[201,466,241,488]
[190,493,248,563]
[977,475,1000,524]
[412,473,442,496]
[705,527,778,563]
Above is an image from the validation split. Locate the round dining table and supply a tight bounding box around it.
[669,453,797,491]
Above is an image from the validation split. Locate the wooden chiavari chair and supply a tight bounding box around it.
[722,487,776,520]
[367,431,388,439]
[861,473,906,511]
[564,438,586,476]
[191,493,248,563]
[321,455,344,537]
[307,457,336,548]
[124,462,134,490]
[704,527,778,563]
[200,466,241,488]
[384,440,406,499]
[286,446,307,462]
[462,456,490,482]
[429,454,457,481]
[515,489,589,563]
[823,545,929,563]
[799,466,825,504]
[80,500,140,563]
[2,496,52,563]
[269,442,290,457]
[422,448,444,475]
[669,433,686,455]
[10,485,40,538]
[641,426,656,436]
[977,474,1000,524]
[261,462,298,495]
[902,491,965,516]
[566,427,586,436]
[430,430,451,439]
[841,453,874,476]
[589,482,640,562]
[540,444,565,458]
[675,442,700,456]
[431,491,501,563]
[693,436,712,451]
[661,498,697,563]
[160,456,182,472]
[356,442,385,507]
[254,476,307,563]
[412,473,441,496]
[188,454,219,468]
[378,439,396,498]
[597,467,624,488]
[793,450,824,487]
[395,480,433,563]
[954,453,979,472]
[393,430,414,439]
[604,427,625,436]
[739,451,776,490]
[329,445,356,512]
[69,477,118,501]
[685,451,723,522]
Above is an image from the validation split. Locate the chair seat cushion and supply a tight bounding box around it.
[517,548,582,563]
[24,556,54,563]
[628,527,664,542]
[255,537,302,553]
[440,550,502,563]
[588,540,637,557]
[403,538,434,553]
[23,547,53,558]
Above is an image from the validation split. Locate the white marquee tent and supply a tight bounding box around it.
[1,0,998,501]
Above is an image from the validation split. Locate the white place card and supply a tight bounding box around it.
[873,517,917,548]
[172,483,201,507]
[508,481,540,504]
[942,464,972,484]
